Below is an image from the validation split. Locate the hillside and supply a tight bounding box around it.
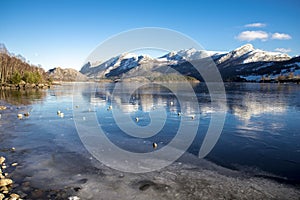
[0,43,49,86]
[80,44,300,83]
[47,67,87,82]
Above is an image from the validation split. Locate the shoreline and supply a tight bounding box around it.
[0,83,51,90]
[1,80,298,90]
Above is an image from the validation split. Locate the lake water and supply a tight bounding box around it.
[0,82,300,199]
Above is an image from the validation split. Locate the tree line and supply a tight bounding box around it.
[0,53,49,85]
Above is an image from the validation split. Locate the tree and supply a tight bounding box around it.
[1,48,49,85]
[33,71,42,83]
[10,71,21,84]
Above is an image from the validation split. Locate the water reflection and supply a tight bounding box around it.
[0,89,46,105]
[1,82,299,184]
[232,97,287,121]
[225,83,299,121]
[89,83,202,116]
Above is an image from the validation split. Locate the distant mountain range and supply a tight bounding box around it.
[2,42,299,83]
[80,44,300,82]
[47,67,87,82]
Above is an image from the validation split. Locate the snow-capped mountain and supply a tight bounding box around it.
[160,48,226,62]
[80,44,299,82]
[80,53,154,78]
[215,44,291,68]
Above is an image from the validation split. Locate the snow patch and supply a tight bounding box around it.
[240,75,262,81]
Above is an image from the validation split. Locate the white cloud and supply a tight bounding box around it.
[275,48,292,53]
[245,23,266,28]
[271,33,292,40]
[236,31,269,41]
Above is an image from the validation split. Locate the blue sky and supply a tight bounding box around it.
[1,0,299,70]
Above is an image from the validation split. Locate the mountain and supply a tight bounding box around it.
[215,44,291,69]
[160,48,226,62]
[47,67,87,82]
[219,56,300,82]
[80,44,300,82]
[80,53,158,79]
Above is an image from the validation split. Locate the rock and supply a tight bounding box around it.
[0,193,4,200]
[178,112,181,116]
[0,106,7,110]
[11,147,15,152]
[191,115,195,120]
[68,196,80,200]
[0,157,5,165]
[24,83,31,88]
[17,114,22,119]
[23,112,29,117]
[0,186,8,192]
[0,179,13,187]
[16,191,27,199]
[135,117,139,122]
[19,80,26,85]
[57,110,61,115]
[153,142,158,149]
[9,193,20,200]
[2,190,9,194]
[11,163,18,167]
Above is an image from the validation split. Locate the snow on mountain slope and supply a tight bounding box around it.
[160,48,226,62]
[80,44,297,81]
[216,44,291,68]
[80,53,154,78]
[242,49,291,63]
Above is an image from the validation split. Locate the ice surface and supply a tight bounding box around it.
[1,83,300,200]
[74,153,300,200]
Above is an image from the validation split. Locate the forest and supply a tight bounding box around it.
[0,52,49,86]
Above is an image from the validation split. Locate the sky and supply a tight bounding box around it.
[0,0,299,70]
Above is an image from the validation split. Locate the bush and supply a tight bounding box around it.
[10,71,22,84]
[23,72,34,83]
[22,71,42,84]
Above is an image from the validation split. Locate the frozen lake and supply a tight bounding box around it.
[0,82,300,199]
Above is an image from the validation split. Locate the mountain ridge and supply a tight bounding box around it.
[80,44,299,82]
[47,67,87,82]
